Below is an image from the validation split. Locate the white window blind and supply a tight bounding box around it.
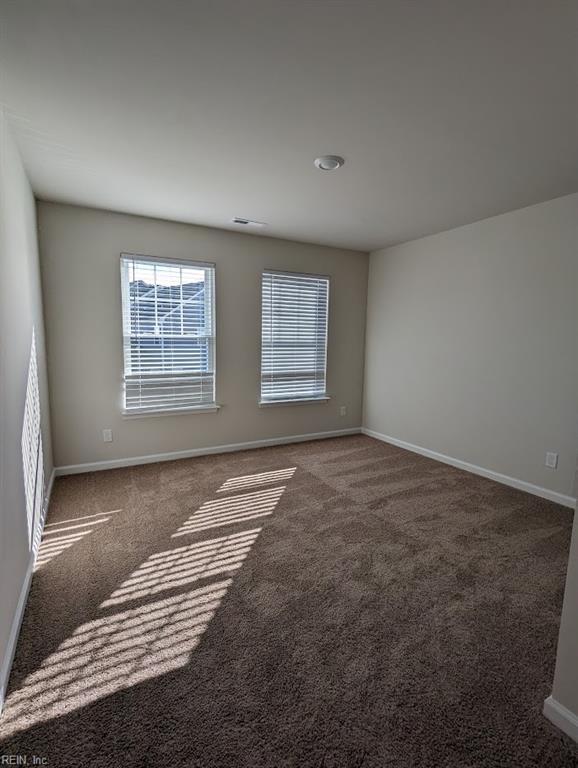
[22,329,45,551]
[261,270,329,403]
[120,254,216,414]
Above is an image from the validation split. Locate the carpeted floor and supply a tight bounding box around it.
[1,435,577,767]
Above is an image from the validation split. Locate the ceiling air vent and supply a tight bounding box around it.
[232,217,266,228]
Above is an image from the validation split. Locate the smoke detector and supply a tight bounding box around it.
[314,155,345,171]
[231,217,266,228]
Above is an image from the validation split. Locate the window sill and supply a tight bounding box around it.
[259,396,331,408]
[122,404,221,419]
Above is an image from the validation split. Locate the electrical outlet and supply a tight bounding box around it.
[102,429,113,443]
[339,406,347,417]
[545,451,558,469]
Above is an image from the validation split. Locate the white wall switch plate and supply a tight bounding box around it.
[340,406,347,417]
[545,451,558,469]
[102,429,113,443]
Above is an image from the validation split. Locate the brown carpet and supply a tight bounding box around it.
[1,435,577,767]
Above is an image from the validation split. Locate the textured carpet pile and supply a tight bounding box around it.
[1,435,576,767]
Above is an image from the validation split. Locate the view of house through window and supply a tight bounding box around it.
[120,255,216,413]
[260,270,330,403]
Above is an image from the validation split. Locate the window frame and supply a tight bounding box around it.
[119,252,218,417]
[259,268,331,407]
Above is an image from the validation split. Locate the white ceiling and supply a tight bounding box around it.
[1,0,576,251]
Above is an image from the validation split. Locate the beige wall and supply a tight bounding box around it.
[38,203,368,468]
[0,113,53,700]
[364,194,578,498]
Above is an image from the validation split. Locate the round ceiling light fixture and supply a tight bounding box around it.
[314,154,345,171]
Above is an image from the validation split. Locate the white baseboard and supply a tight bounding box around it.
[0,557,34,717]
[0,468,55,717]
[361,428,576,509]
[55,428,362,476]
[544,695,578,743]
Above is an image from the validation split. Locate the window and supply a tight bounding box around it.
[120,254,216,414]
[260,270,329,404]
[22,329,45,552]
